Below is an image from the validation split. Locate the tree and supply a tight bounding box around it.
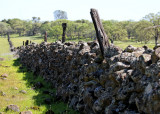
[32,17,41,35]
[49,25,62,39]
[40,21,51,36]
[54,10,68,20]
[23,20,32,36]
[66,21,76,39]
[102,20,116,41]
[9,18,24,36]
[0,22,12,37]
[144,12,160,45]
[125,21,136,39]
[112,22,127,41]
[134,20,153,43]
[102,20,127,42]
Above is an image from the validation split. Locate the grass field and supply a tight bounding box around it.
[10,35,94,47]
[8,34,156,49]
[114,40,155,49]
[0,38,77,113]
[0,39,13,59]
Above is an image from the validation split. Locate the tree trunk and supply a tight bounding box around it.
[90,8,110,57]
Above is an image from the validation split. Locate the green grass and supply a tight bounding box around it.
[11,36,44,47]
[114,40,155,49]
[0,38,78,114]
[10,35,95,47]
[10,35,156,50]
[0,60,77,114]
[0,38,14,59]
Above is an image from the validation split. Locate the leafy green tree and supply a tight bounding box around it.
[49,25,62,39]
[125,21,137,39]
[103,20,116,41]
[76,23,89,39]
[103,20,127,42]
[40,21,51,36]
[112,23,127,41]
[32,17,41,35]
[66,21,76,39]
[134,20,153,43]
[23,20,32,36]
[9,18,24,36]
[0,22,12,37]
[144,12,160,45]
[49,19,70,39]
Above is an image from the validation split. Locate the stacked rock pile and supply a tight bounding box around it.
[16,41,160,113]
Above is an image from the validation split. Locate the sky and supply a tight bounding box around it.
[0,0,160,22]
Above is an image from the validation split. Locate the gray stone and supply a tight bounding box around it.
[124,45,137,53]
[19,90,27,94]
[6,104,20,112]
[0,58,5,61]
[0,91,6,96]
[14,87,18,90]
[20,111,32,114]
[1,73,8,78]
[151,47,160,63]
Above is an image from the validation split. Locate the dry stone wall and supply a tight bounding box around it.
[16,41,160,114]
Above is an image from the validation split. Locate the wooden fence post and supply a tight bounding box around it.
[44,31,47,42]
[7,32,10,42]
[62,23,67,43]
[90,8,110,57]
[25,40,29,46]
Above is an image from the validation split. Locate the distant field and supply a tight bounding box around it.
[9,35,156,49]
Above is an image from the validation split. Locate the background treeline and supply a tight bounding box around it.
[0,12,160,44]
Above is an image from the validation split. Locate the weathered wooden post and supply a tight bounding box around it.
[90,8,110,57]
[7,32,10,42]
[62,23,67,43]
[25,40,29,46]
[44,31,47,42]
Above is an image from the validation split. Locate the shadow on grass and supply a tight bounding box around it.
[13,59,78,114]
